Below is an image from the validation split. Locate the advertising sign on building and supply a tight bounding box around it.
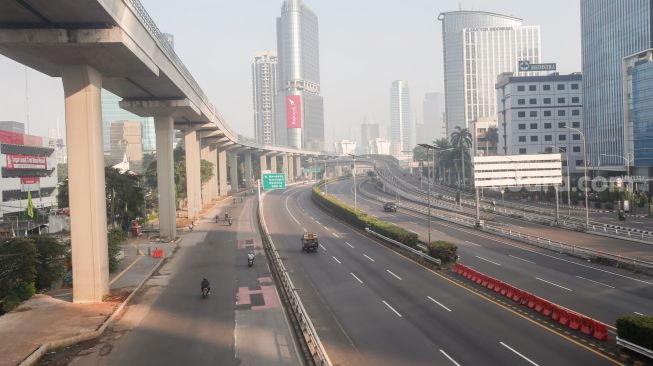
[286,95,302,128]
[518,60,557,72]
[6,155,47,170]
[20,177,40,192]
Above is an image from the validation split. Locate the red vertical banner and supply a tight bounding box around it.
[286,95,302,128]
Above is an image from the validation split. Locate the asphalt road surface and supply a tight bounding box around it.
[328,178,653,327]
[262,184,623,366]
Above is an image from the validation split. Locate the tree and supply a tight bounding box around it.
[450,126,473,187]
[485,126,499,156]
[57,163,68,183]
[200,159,214,184]
[58,167,144,229]
[434,138,454,183]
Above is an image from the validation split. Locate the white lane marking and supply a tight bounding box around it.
[509,254,536,264]
[332,256,341,264]
[363,254,375,262]
[464,240,482,247]
[535,277,572,292]
[333,232,341,238]
[575,275,615,289]
[382,300,402,317]
[350,272,364,284]
[345,241,355,248]
[319,244,326,251]
[324,226,330,231]
[302,227,307,232]
[315,220,321,225]
[427,296,452,312]
[500,342,539,366]
[475,255,501,266]
[386,269,402,280]
[285,192,302,226]
[440,349,461,366]
[409,221,419,225]
[634,312,645,316]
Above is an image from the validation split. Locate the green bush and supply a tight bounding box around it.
[33,236,66,291]
[616,315,653,350]
[311,186,418,247]
[107,229,127,273]
[428,241,458,264]
[0,238,38,313]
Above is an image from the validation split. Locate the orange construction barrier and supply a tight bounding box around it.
[592,322,609,341]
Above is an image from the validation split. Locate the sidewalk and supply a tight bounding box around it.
[0,234,177,366]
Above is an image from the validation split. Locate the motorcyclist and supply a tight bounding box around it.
[224,212,229,221]
[201,277,210,294]
[247,251,255,266]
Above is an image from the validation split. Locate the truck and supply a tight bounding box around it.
[301,232,319,252]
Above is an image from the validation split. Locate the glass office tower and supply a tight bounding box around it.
[581,0,653,169]
[275,0,325,151]
[390,80,412,155]
[438,11,541,137]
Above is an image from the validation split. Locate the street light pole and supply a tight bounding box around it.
[419,144,437,243]
[565,127,589,228]
[349,154,357,211]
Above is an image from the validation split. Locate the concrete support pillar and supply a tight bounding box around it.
[200,143,212,206]
[259,154,268,179]
[61,65,109,303]
[154,115,176,240]
[209,145,218,200]
[229,150,239,193]
[244,151,253,187]
[270,154,278,173]
[282,154,291,182]
[218,146,228,197]
[336,165,343,177]
[184,130,201,220]
[295,156,302,179]
[287,155,295,182]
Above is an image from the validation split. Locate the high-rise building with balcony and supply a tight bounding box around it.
[438,11,541,136]
[252,51,278,145]
[275,0,324,151]
[581,0,653,172]
[390,80,412,155]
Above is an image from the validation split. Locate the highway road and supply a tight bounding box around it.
[59,196,301,366]
[262,184,623,366]
[380,158,653,232]
[377,162,653,262]
[328,178,653,326]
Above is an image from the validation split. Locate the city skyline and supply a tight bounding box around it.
[0,0,582,148]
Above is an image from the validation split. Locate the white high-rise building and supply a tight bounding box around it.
[438,11,541,136]
[275,0,325,151]
[252,51,278,145]
[390,80,412,154]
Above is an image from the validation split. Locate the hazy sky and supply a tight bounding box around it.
[0,0,581,146]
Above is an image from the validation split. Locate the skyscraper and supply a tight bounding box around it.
[581,0,653,169]
[252,51,278,145]
[361,121,380,154]
[420,92,446,143]
[438,11,541,136]
[275,0,325,151]
[101,90,156,155]
[390,80,412,154]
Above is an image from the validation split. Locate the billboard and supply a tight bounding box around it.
[473,154,562,188]
[286,95,302,128]
[6,155,48,170]
[518,60,557,72]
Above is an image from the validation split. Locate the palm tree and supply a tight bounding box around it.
[485,126,499,156]
[450,126,472,187]
[434,138,453,183]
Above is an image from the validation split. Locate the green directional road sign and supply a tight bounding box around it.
[263,173,286,190]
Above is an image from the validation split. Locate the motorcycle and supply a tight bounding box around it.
[247,253,254,267]
[228,217,233,226]
[201,287,209,299]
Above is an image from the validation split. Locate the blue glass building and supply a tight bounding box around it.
[632,61,653,167]
[581,0,653,170]
[101,89,156,154]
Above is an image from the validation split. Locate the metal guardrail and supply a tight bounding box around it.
[377,166,653,243]
[257,192,331,366]
[616,336,653,359]
[365,228,441,267]
[361,179,653,275]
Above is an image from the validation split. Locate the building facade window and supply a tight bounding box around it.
[557,84,565,90]
[572,121,580,128]
[543,84,551,91]
[557,97,566,103]
[530,111,538,117]
[519,136,526,142]
[558,110,566,116]
[518,111,526,117]
[573,146,581,152]
[545,135,552,141]
[572,97,580,103]
[543,98,551,104]
[558,122,566,128]
[530,136,538,142]
[544,110,552,117]
[518,123,526,130]
[530,123,537,129]
[544,122,552,129]
[529,98,537,105]
[518,99,526,105]
[559,134,567,141]
[518,85,525,91]
[572,109,580,116]
[519,148,527,154]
